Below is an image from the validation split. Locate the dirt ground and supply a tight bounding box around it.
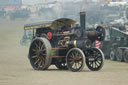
[0,19,128,85]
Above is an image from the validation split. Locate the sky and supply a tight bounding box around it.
[22,0,128,5]
[22,0,87,5]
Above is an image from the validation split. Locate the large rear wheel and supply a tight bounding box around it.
[29,37,52,70]
[55,62,68,70]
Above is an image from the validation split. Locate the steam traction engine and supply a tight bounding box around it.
[24,12,105,72]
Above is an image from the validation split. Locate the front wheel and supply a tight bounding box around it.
[66,48,85,72]
[85,47,104,71]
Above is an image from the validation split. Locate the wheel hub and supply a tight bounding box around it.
[73,57,80,62]
[88,56,95,61]
[73,58,77,62]
[37,50,43,56]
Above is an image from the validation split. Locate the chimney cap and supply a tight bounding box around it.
[80,12,86,15]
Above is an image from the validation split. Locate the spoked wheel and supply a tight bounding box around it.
[86,48,104,71]
[29,37,52,70]
[55,62,68,70]
[66,48,85,72]
[116,49,123,62]
[123,49,128,63]
[110,49,116,61]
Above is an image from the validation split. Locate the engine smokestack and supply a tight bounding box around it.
[80,12,86,36]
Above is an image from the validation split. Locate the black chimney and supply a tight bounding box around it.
[80,12,86,36]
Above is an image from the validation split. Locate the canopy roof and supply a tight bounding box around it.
[51,18,77,29]
[24,18,78,30]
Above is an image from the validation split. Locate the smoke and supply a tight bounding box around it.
[27,0,91,22]
[2,0,124,26]
[27,0,104,25]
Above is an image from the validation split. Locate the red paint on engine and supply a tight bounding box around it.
[47,32,52,40]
